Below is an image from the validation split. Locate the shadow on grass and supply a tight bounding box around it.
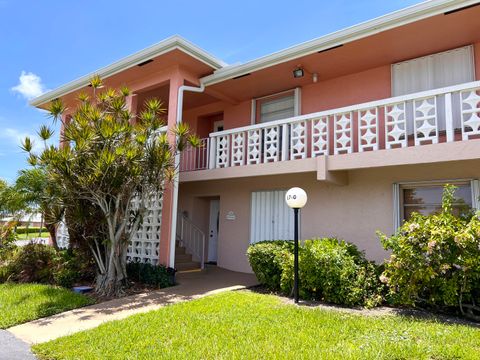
[247,285,480,329]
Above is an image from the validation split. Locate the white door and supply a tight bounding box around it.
[208,199,220,262]
[250,190,294,243]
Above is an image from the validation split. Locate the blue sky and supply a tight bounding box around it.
[0,0,419,182]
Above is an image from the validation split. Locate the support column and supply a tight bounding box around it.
[125,94,138,123]
[158,72,184,267]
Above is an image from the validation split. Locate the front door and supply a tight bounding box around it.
[208,199,220,262]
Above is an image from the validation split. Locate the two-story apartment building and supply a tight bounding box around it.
[32,0,480,273]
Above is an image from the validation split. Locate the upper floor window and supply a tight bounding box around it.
[251,88,301,124]
[392,45,475,96]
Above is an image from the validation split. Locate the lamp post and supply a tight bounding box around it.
[285,187,307,304]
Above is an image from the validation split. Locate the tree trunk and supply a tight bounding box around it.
[94,238,128,297]
[46,223,59,251]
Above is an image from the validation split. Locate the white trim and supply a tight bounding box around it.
[201,0,479,86]
[394,178,476,231]
[30,35,226,107]
[393,183,401,231]
[471,179,480,211]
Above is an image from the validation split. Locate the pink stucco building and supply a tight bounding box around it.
[33,0,480,273]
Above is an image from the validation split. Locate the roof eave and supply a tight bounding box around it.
[200,0,479,86]
[30,35,226,107]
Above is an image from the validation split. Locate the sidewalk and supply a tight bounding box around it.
[8,266,258,344]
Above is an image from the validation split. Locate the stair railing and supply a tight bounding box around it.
[177,213,205,269]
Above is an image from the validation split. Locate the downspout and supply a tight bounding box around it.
[169,83,205,268]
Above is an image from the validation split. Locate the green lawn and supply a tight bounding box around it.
[0,283,93,329]
[15,232,50,240]
[34,291,480,360]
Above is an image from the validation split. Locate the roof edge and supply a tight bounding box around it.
[200,0,480,86]
[30,35,226,107]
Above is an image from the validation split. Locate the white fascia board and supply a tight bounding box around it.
[30,35,227,107]
[201,0,480,86]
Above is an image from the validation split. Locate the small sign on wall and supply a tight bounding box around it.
[226,211,236,221]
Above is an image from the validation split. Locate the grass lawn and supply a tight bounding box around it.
[15,232,50,240]
[34,291,480,360]
[0,283,93,329]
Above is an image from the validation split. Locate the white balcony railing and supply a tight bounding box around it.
[180,81,480,171]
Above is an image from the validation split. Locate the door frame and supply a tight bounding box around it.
[207,199,220,263]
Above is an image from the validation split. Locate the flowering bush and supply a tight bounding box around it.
[379,185,480,320]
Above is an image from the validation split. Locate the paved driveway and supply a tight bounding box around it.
[0,330,36,360]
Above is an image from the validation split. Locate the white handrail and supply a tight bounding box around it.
[177,213,205,269]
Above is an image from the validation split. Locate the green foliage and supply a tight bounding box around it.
[379,184,480,317]
[126,262,175,288]
[247,238,384,308]
[246,240,293,290]
[0,244,94,288]
[14,227,47,235]
[0,283,92,329]
[23,76,199,296]
[0,221,18,248]
[1,243,58,283]
[33,291,480,360]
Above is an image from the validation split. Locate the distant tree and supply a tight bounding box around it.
[23,76,198,297]
[14,168,63,249]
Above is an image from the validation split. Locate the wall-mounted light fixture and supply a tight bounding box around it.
[312,73,318,83]
[293,67,304,78]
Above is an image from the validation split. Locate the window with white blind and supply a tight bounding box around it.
[251,88,301,124]
[250,190,294,243]
[392,45,475,96]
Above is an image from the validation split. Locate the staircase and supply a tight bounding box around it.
[175,213,205,272]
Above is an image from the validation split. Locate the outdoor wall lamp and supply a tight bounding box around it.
[285,187,308,304]
[292,67,304,78]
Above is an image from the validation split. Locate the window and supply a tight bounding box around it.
[250,190,294,243]
[392,45,475,96]
[393,180,480,229]
[251,88,301,124]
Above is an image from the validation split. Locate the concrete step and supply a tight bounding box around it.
[175,261,201,272]
[175,253,193,263]
[175,246,186,255]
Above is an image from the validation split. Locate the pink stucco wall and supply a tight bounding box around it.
[301,65,391,114]
[179,159,480,273]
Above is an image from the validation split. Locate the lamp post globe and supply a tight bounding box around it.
[285,187,307,209]
[285,187,307,304]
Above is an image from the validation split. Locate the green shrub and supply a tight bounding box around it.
[0,244,94,288]
[14,227,47,235]
[379,185,480,319]
[126,262,175,288]
[247,239,384,308]
[2,243,57,283]
[246,240,293,290]
[280,238,384,307]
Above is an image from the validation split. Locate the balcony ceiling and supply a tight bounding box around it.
[207,5,480,102]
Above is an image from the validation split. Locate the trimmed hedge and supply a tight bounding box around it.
[246,240,293,290]
[247,238,384,308]
[15,227,48,235]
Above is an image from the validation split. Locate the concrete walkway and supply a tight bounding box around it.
[0,330,36,360]
[8,266,258,345]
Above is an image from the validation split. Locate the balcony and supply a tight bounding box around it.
[180,81,480,179]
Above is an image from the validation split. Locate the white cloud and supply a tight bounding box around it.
[11,71,47,100]
[0,128,46,153]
